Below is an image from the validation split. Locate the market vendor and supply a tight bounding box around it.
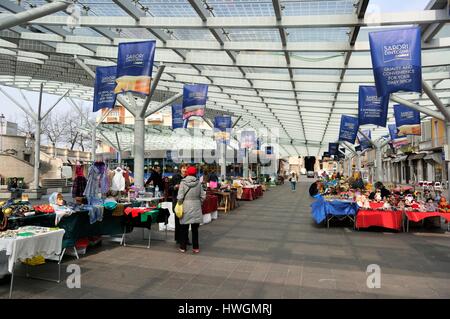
[369,182,391,200]
[309,180,323,198]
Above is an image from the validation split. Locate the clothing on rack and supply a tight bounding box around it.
[111,167,126,192]
[72,165,87,198]
[83,162,109,204]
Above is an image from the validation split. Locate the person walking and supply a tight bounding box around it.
[177,166,206,253]
[289,172,298,192]
[171,164,188,244]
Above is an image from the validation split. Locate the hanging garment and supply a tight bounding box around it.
[84,162,109,203]
[123,169,131,190]
[111,167,126,192]
[72,165,87,198]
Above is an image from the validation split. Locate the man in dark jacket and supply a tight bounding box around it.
[145,166,164,191]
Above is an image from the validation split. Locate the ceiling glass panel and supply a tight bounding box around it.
[207,0,274,17]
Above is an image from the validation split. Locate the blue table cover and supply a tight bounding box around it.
[311,196,358,224]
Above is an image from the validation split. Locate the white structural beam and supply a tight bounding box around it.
[21,9,450,29]
[18,32,450,53]
[0,1,70,31]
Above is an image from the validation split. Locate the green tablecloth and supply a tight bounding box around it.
[7,209,131,248]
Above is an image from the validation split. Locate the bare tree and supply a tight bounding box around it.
[18,113,36,136]
[41,112,66,157]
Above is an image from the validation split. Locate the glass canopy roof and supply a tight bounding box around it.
[0,0,449,158]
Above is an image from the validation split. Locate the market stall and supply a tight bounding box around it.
[0,226,65,298]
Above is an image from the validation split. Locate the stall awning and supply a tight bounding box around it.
[392,155,408,163]
[424,153,443,165]
[407,153,426,161]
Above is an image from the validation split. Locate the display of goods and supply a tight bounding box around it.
[33,204,55,214]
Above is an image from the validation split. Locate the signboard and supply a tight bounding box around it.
[240,130,256,149]
[171,104,183,129]
[214,116,232,144]
[338,115,359,144]
[357,129,373,151]
[358,86,388,127]
[393,104,421,136]
[93,65,117,112]
[115,40,156,95]
[388,123,409,148]
[328,143,339,155]
[369,27,422,96]
[182,84,208,120]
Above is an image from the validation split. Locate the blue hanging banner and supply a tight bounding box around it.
[183,84,208,120]
[369,27,422,97]
[358,86,388,127]
[338,115,359,144]
[240,130,256,149]
[171,104,183,129]
[93,66,117,112]
[357,129,373,151]
[388,123,409,148]
[393,104,421,136]
[214,116,232,144]
[328,143,339,155]
[115,40,156,95]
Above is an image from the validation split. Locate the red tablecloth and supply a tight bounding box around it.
[356,210,403,231]
[241,188,254,201]
[202,195,218,214]
[369,202,384,209]
[255,186,263,198]
[405,211,450,223]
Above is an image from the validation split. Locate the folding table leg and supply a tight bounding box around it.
[147,229,151,249]
[122,226,127,246]
[9,264,14,299]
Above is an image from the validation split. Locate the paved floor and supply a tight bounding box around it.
[1,180,450,299]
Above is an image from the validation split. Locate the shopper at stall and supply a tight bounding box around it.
[177,166,206,253]
[171,164,188,244]
[145,166,164,191]
[289,172,298,191]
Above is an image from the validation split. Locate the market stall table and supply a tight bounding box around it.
[311,197,358,228]
[404,211,450,232]
[356,210,403,232]
[122,207,170,248]
[0,227,65,298]
[202,194,218,224]
[240,188,255,201]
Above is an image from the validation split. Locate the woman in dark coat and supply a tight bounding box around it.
[171,164,187,244]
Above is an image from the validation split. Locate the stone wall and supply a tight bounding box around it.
[0,154,34,185]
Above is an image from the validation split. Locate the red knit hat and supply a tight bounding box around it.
[186,166,197,176]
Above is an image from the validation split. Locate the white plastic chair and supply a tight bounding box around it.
[434,182,442,191]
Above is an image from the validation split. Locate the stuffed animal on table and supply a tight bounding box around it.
[438,196,450,213]
[383,201,391,210]
[425,198,437,212]
[374,190,382,203]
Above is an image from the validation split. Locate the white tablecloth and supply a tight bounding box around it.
[0,229,65,273]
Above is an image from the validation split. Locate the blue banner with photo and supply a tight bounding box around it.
[115,40,156,95]
[93,65,117,112]
[214,116,232,144]
[388,123,409,148]
[171,104,183,129]
[358,86,388,127]
[357,129,372,151]
[393,104,421,136]
[183,84,208,120]
[338,115,359,144]
[240,130,256,149]
[369,27,422,96]
[328,143,339,155]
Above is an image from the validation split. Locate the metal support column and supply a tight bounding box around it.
[134,109,146,188]
[221,142,226,180]
[375,144,383,183]
[32,84,43,189]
